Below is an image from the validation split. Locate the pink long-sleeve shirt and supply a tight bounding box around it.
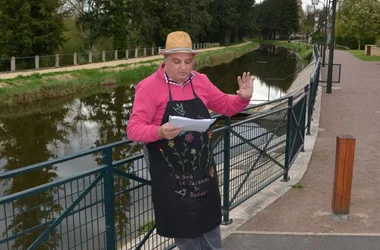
[126,63,251,143]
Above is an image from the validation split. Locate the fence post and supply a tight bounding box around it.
[126,49,129,59]
[73,53,77,65]
[135,48,138,58]
[222,117,232,225]
[11,57,15,72]
[283,96,293,182]
[89,52,93,63]
[307,76,313,135]
[302,85,309,152]
[55,54,59,67]
[114,50,118,60]
[102,147,116,250]
[143,48,146,57]
[35,56,39,69]
[332,135,356,220]
[102,51,106,62]
[151,47,154,56]
[158,47,161,54]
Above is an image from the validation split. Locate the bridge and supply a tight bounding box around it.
[0,45,321,250]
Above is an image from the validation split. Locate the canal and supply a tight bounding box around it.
[0,44,308,249]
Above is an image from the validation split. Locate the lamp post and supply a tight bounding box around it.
[313,0,337,94]
[312,0,329,67]
[314,13,321,51]
[326,0,338,94]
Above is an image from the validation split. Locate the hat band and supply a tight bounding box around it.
[164,47,195,53]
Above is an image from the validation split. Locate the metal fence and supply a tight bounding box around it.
[0,43,211,73]
[0,44,321,250]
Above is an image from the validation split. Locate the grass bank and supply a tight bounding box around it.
[348,50,380,61]
[0,41,259,108]
[252,39,313,60]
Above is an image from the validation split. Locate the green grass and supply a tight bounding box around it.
[348,50,380,61]
[292,184,304,189]
[195,40,259,68]
[0,41,260,108]
[251,39,314,60]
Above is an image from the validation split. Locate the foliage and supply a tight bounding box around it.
[255,0,300,40]
[336,0,380,49]
[0,0,66,57]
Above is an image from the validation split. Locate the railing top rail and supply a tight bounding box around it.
[0,139,133,180]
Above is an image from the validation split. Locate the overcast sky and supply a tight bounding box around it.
[255,0,313,10]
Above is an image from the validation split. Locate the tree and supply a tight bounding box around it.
[0,0,66,57]
[337,0,380,49]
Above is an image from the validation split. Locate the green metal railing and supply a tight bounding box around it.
[0,45,321,250]
[307,44,321,135]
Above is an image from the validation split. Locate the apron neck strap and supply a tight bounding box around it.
[167,78,197,101]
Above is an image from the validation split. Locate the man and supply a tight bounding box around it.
[127,31,254,250]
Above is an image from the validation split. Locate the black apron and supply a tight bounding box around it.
[146,79,221,239]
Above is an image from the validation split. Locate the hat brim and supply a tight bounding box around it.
[159,49,200,55]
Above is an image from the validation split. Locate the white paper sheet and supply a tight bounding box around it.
[168,115,216,132]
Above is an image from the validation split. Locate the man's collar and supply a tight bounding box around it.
[164,71,195,86]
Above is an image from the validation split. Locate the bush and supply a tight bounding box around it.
[335,36,376,50]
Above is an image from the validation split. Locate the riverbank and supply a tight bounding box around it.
[252,39,313,60]
[0,41,259,108]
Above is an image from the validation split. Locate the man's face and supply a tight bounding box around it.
[164,53,194,84]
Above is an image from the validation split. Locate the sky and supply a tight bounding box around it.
[255,0,313,10]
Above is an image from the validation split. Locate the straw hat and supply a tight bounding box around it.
[159,31,200,55]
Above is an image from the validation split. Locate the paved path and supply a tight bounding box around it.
[222,50,380,248]
[0,42,251,80]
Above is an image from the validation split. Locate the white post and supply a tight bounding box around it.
[11,57,15,72]
[152,47,154,55]
[35,56,39,69]
[73,53,77,65]
[115,50,118,60]
[102,51,106,62]
[144,48,146,57]
[55,54,59,67]
[135,48,138,58]
[89,52,93,63]
[126,49,129,59]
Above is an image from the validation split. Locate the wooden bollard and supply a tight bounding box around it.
[332,135,356,216]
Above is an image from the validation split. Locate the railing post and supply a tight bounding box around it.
[143,48,146,57]
[102,51,106,62]
[11,57,15,72]
[103,147,116,250]
[89,52,93,63]
[55,54,59,67]
[35,55,39,69]
[114,50,118,60]
[302,85,309,152]
[151,47,154,56]
[135,48,138,58]
[73,53,78,65]
[126,49,129,59]
[222,117,232,225]
[283,96,293,182]
[307,76,314,135]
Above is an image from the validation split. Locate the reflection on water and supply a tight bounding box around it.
[0,44,306,249]
[199,44,307,104]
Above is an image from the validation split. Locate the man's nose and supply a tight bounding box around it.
[179,62,185,70]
